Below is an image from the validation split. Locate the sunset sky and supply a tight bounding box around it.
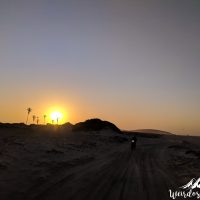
[0,0,199,135]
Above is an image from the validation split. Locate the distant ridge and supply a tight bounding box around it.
[132,129,173,135]
[0,123,26,128]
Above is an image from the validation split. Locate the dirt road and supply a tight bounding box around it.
[26,137,179,200]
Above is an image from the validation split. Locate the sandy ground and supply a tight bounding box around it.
[0,126,200,200]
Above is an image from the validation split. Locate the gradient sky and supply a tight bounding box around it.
[0,0,199,135]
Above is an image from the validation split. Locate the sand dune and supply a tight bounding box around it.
[0,125,199,200]
[129,129,173,135]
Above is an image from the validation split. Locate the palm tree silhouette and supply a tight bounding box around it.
[43,115,47,125]
[26,107,32,125]
[32,115,36,124]
[36,117,39,125]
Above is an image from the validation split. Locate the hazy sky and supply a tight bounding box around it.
[0,0,199,135]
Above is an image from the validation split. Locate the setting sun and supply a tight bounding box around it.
[45,105,69,125]
[50,111,63,124]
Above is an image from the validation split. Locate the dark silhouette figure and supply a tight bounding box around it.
[131,135,137,150]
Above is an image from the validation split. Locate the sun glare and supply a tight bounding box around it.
[50,111,63,124]
[45,105,68,124]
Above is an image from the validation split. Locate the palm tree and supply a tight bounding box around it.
[43,115,47,125]
[32,115,36,124]
[57,117,59,125]
[36,117,39,125]
[26,107,32,124]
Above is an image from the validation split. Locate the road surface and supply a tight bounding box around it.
[25,137,179,200]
